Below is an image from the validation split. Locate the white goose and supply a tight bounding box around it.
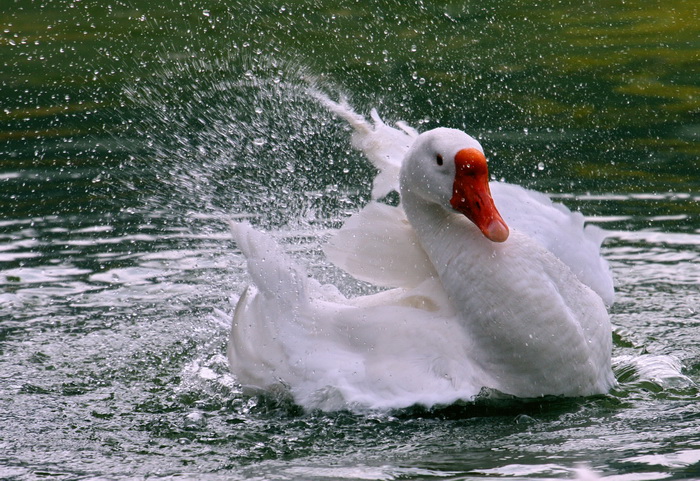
[228,95,616,411]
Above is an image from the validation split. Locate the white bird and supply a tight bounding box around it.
[227,94,616,411]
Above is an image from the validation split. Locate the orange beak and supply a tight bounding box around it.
[449,148,509,243]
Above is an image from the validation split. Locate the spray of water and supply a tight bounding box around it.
[121,52,375,236]
[116,49,697,412]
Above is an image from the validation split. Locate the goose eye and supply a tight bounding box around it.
[436,154,444,166]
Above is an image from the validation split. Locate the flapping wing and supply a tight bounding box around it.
[323,201,437,288]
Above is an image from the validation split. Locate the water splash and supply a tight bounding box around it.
[121,53,374,234]
[613,354,696,395]
[116,51,700,418]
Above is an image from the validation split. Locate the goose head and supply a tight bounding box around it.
[400,127,509,243]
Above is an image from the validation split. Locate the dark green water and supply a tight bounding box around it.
[1,1,699,479]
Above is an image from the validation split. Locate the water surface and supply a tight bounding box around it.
[1,1,699,479]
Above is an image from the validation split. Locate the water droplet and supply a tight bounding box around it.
[515,414,537,424]
[183,411,206,429]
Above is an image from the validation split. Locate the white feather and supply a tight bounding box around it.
[323,201,437,288]
[226,97,616,410]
